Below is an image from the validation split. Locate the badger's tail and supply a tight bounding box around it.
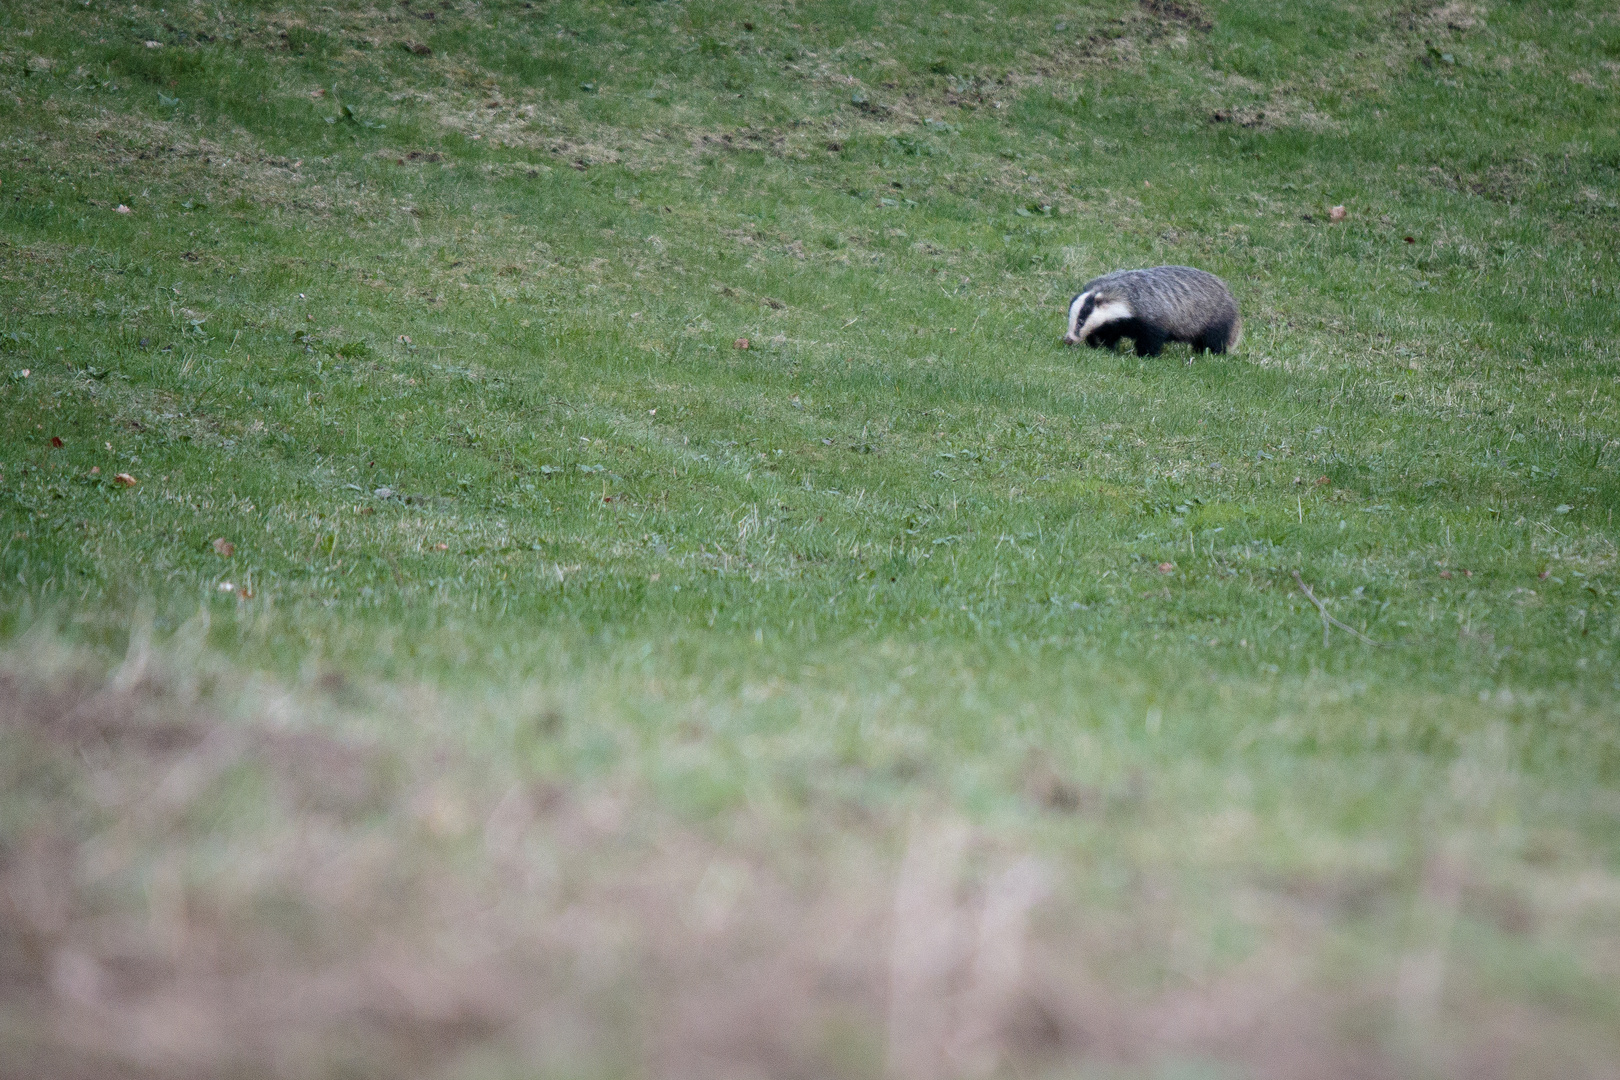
[1226,314,1243,352]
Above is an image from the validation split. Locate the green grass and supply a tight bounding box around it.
[1,0,1618,1076]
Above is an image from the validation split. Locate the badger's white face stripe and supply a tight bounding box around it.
[1066,292,1091,339]
[1076,300,1132,341]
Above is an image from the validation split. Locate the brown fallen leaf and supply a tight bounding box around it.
[89,466,99,475]
[733,338,750,350]
[212,538,235,557]
[1157,562,1176,574]
[434,542,449,551]
[113,473,137,487]
[1315,476,1330,485]
[50,436,63,448]
[1329,205,1347,221]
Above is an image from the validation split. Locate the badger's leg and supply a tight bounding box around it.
[1201,321,1233,354]
[1088,326,1125,351]
[1133,327,1167,357]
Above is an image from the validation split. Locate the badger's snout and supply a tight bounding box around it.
[1064,291,1093,347]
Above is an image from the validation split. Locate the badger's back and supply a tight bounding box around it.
[1080,265,1241,351]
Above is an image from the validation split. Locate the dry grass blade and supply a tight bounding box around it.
[1292,571,1386,648]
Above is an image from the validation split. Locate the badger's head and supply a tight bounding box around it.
[1063,292,1094,345]
[1063,288,1132,346]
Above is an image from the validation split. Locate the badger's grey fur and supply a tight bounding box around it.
[1063,266,1241,356]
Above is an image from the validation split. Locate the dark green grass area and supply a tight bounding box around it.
[1,0,1618,1075]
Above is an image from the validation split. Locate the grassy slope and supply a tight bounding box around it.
[1,0,1619,1076]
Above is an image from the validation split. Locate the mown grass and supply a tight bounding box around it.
[1,0,1618,1076]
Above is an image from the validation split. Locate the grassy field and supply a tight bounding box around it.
[1,0,1618,1076]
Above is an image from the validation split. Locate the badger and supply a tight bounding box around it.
[1063,265,1241,356]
